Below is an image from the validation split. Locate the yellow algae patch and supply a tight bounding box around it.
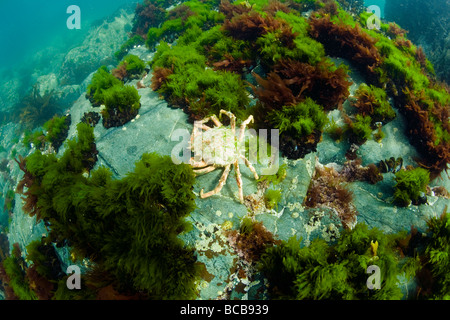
[221,220,233,231]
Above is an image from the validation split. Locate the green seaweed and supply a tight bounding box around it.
[373,123,385,143]
[43,115,69,144]
[383,55,429,90]
[119,54,146,77]
[26,240,53,280]
[256,29,325,66]
[348,114,373,144]
[393,167,430,206]
[255,12,325,67]
[102,84,141,114]
[23,130,46,150]
[22,115,70,152]
[423,211,450,299]
[4,189,15,212]
[258,163,287,185]
[264,188,282,210]
[115,35,145,61]
[354,84,396,124]
[151,42,206,72]
[2,255,37,300]
[325,116,346,142]
[16,123,200,299]
[268,98,328,140]
[240,216,256,236]
[260,223,410,300]
[86,66,122,106]
[101,84,141,128]
[208,28,254,60]
[145,0,224,48]
[43,115,71,152]
[359,11,389,32]
[151,42,250,119]
[369,32,429,91]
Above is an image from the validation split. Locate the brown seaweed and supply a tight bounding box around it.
[309,15,381,81]
[304,164,357,229]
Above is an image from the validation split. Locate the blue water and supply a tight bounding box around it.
[0,1,139,67]
[364,0,385,18]
[0,0,138,110]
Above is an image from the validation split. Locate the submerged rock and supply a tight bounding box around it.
[59,9,134,86]
[1,1,449,301]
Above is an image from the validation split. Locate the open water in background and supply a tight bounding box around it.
[0,0,139,110]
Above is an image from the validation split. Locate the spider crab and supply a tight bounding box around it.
[189,110,259,203]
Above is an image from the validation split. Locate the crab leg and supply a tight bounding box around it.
[190,123,208,143]
[220,109,236,134]
[200,164,231,199]
[240,155,259,180]
[234,160,244,203]
[190,114,222,142]
[210,114,223,128]
[190,125,201,146]
[193,165,216,175]
[190,127,204,163]
[190,114,223,155]
[200,124,213,131]
[190,158,209,168]
[238,115,254,142]
[197,114,222,127]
